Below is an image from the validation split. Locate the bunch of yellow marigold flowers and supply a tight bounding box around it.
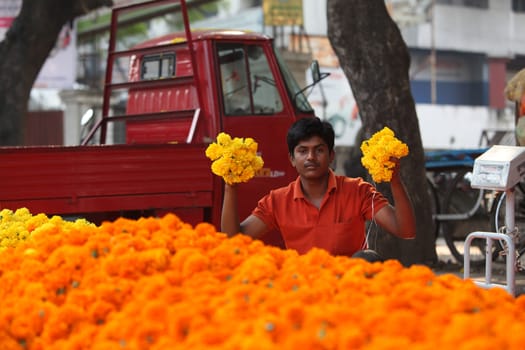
[0,208,93,251]
[361,126,409,183]
[1,208,525,349]
[205,132,264,185]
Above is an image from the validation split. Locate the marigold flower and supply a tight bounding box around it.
[1,208,525,349]
[205,132,264,185]
[360,126,409,183]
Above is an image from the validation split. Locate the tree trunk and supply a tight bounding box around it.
[0,0,112,145]
[327,0,437,265]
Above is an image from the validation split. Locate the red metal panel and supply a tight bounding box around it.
[126,118,194,144]
[126,83,198,143]
[0,144,214,215]
[223,114,297,224]
[0,192,212,217]
[127,85,197,114]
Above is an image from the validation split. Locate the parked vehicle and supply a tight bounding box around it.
[0,0,325,247]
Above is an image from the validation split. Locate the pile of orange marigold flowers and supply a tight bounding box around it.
[1,209,525,349]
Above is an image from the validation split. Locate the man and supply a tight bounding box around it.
[221,117,416,260]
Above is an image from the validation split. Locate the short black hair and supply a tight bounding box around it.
[286,117,335,155]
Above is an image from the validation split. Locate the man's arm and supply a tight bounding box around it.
[221,183,241,235]
[221,183,269,238]
[374,159,416,239]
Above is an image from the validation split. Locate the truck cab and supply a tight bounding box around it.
[123,29,314,146]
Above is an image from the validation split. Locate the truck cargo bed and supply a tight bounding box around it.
[0,143,214,218]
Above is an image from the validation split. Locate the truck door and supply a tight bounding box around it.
[216,42,299,247]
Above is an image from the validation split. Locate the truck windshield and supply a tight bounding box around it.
[218,43,284,116]
[274,48,314,113]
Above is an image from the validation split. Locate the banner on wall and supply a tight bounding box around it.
[263,0,303,26]
[0,0,76,89]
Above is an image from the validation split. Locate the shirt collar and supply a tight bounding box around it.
[293,169,337,200]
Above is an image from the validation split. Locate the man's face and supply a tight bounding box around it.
[290,136,334,179]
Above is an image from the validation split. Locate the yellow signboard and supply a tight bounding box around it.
[263,0,303,26]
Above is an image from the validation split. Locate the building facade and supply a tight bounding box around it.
[68,0,525,149]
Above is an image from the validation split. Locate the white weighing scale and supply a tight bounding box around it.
[466,145,525,296]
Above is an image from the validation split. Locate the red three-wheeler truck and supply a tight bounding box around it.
[0,0,324,246]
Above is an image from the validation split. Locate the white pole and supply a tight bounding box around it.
[505,188,515,233]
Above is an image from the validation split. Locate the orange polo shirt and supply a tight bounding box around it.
[252,170,389,257]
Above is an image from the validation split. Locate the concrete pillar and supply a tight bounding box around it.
[59,90,102,146]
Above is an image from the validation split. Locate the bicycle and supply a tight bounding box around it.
[425,148,494,266]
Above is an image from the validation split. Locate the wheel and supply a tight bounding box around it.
[490,191,507,260]
[518,247,525,274]
[440,169,492,266]
[489,185,525,263]
[426,174,441,240]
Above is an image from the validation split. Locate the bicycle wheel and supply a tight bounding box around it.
[426,174,440,240]
[440,169,492,265]
[518,247,525,273]
[489,185,525,262]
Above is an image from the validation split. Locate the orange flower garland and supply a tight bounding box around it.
[0,209,525,349]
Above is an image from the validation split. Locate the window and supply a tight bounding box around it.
[436,0,488,8]
[217,43,283,116]
[140,53,175,80]
[513,0,525,12]
[274,47,313,113]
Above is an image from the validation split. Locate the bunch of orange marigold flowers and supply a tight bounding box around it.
[1,208,525,349]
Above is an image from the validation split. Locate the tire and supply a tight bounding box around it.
[426,175,441,240]
[440,169,492,266]
[518,247,525,274]
[489,185,525,263]
[490,191,507,261]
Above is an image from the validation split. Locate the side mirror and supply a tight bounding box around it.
[81,108,94,126]
[311,60,321,83]
[310,60,330,84]
[292,60,330,108]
